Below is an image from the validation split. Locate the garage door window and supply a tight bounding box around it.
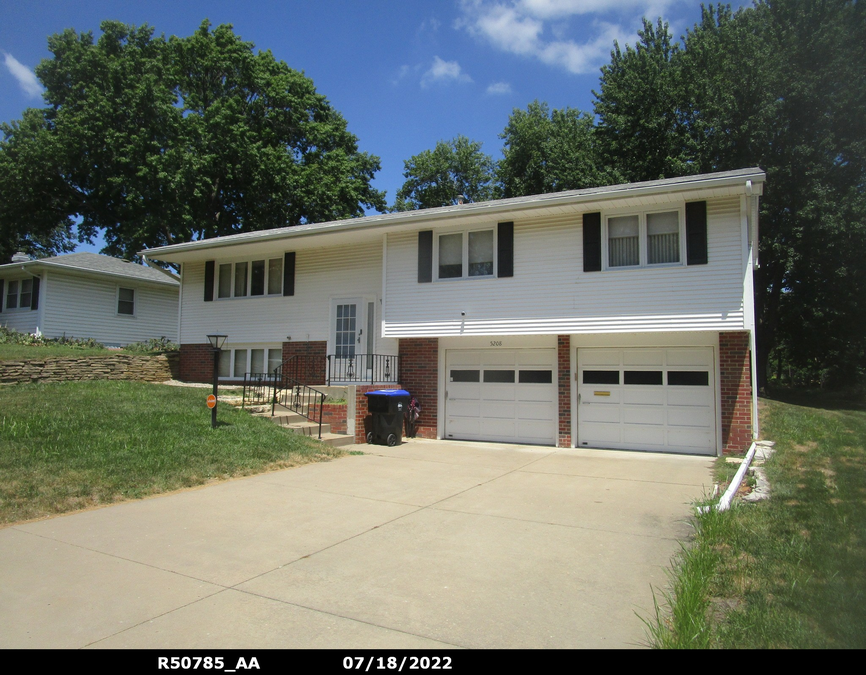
[583,370,620,385]
[484,370,515,383]
[519,370,553,384]
[623,371,663,385]
[450,369,480,382]
[668,371,710,386]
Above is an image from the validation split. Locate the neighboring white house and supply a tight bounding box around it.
[142,168,764,456]
[0,252,179,346]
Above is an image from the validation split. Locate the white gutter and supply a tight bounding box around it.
[702,442,758,513]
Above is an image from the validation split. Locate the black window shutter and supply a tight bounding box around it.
[283,252,296,296]
[686,201,708,265]
[418,231,433,283]
[0,279,4,313]
[30,276,40,310]
[583,212,602,272]
[498,222,514,278]
[204,261,215,301]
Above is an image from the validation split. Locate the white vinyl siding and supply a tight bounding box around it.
[178,241,399,356]
[384,197,746,336]
[41,270,178,345]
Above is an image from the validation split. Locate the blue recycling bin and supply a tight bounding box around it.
[364,389,410,446]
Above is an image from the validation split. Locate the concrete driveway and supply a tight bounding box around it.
[0,439,713,649]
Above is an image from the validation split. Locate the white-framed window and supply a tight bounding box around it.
[216,257,282,299]
[217,345,283,380]
[605,208,684,269]
[117,287,135,315]
[436,228,496,280]
[4,278,33,311]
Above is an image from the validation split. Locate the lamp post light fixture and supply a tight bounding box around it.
[206,334,228,429]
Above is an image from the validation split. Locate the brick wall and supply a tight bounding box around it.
[322,402,347,435]
[558,335,572,448]
[179,343,215,383]
[398,337,438,439]
[281,341,327,385]
[720,331,754,453]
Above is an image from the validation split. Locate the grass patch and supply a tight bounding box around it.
[644,395,866,648]
[0,380,344,525]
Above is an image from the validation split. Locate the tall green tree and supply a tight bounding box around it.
[392,135,496,210]
[593,18,693,182]
[0,20,386,261]
[498,100,613,198]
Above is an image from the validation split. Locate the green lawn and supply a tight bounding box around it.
[645,395,866,648]
[0,380,344,525]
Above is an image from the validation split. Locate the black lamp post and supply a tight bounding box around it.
[206,334,228,428]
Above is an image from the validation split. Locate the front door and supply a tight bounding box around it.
[331,298,373,381]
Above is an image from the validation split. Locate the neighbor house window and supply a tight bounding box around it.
[118,287,135,315]
[4,279,33,311]
[217,258,283,299]
[606,209,682,269]
[437,229,495,280]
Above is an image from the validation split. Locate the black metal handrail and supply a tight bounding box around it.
[241,371,275,408]
[327,353,400,385]
[271,373,326,439]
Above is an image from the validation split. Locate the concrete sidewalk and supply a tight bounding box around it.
[0,440,713,649]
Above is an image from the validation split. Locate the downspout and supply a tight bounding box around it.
[746,181,760,439]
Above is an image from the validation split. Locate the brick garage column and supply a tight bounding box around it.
[719,331,753,453]
[397,338,439,439]
[281,340,327,385]
[558,335,572,448]
[179,343,215,383]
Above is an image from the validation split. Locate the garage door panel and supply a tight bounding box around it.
[623,406,665,425]
[667,388,712,406]
[481,384,516,401]
[579,350,621,366]
[480,401,516,418]
[445,348,557,446]
[667,407,713,428]
[581,404,620,424]
[622,389,665,405]
[667,349,712,367]
[481,418,516,438]
[623,350,664,366]
[667,429,714,452]
[517,401,556,421]
[623,426,666,446]
[578,347,716,455]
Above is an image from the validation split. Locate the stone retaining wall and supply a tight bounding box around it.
[0,352,180,385]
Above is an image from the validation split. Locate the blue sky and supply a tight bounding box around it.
[1,0,749,253]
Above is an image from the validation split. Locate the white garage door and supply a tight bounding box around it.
[445,349,557,445]
[577,348,716,455]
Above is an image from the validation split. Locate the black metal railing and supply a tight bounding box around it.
[241,372,275,408]
[271,371,326,439]
[327,353,400,385]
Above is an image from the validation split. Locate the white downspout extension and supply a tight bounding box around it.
[697,440,758,514]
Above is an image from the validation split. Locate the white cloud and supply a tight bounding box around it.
[3,52,43,98]
[421,56,473,87]
[486,81,513,94]
[457,0,677,74]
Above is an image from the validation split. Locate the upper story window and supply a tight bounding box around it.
[4,279,32,311]
[117,287,135,315]
[436,228,495,280]
[217,257,282,299]
[606,209,683,269]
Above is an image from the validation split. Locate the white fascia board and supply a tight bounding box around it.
[141,168,766,264]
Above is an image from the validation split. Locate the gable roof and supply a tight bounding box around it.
[141,168,765,263]
[0,252,179,286]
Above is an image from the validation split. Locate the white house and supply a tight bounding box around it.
[0,252,179,346]
[142,168,764,456]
